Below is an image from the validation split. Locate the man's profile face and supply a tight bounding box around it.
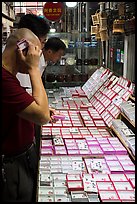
[46,49,65,64]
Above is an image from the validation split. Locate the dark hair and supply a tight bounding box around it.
[18,14,50,38]
[44,37,66,52]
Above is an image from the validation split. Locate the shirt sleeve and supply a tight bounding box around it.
[2,69,34,114]
[39,53,47,75]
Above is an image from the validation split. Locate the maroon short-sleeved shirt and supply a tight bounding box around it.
[2,68,35,156]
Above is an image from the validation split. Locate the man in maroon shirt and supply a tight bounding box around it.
[2,28,51,202]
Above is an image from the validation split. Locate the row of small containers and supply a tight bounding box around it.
[38,153,135,202]
[38,124,135,202]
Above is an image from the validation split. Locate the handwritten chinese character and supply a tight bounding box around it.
[49,8,53,13]
[44,8,48,13]
[57,8,61,13]
[53,8,57,13]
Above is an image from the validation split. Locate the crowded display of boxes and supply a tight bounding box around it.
[37,67,135,202]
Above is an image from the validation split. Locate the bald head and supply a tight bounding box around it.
[5,28,41,49]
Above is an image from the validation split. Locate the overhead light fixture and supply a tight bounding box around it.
[50,28,56,33]
[65,2,77,8]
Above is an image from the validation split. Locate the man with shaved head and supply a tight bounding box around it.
[2,28,51,202]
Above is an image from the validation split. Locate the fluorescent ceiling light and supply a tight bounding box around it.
[66,2,77,8]
[50,28,56,33]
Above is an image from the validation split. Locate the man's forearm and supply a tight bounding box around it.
[29,67,50,118]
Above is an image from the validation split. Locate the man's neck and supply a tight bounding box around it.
[2,56,17,76]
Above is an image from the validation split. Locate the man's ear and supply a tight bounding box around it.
[47,49,52,54]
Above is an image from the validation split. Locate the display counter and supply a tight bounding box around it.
[36,67,135,202]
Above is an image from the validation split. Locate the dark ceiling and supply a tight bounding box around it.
[87,2,100,14]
